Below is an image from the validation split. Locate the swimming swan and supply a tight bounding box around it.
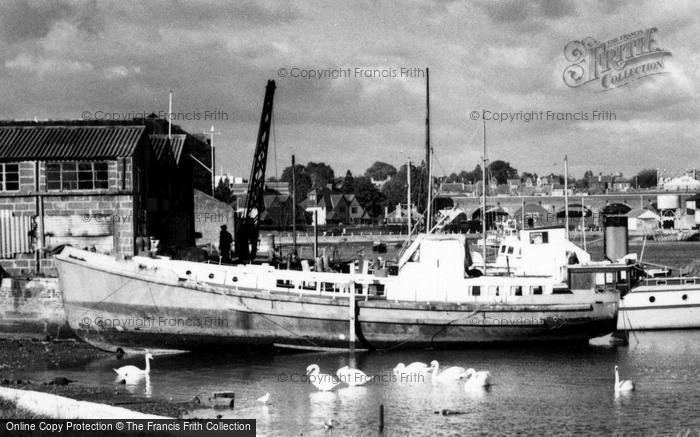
[430,360,466,382]
[306,364,340,391]
[336,365,373,386]
[114,353,153,381]
[393,362,429,375]
[463,368,492,388]
[614,365,635,394]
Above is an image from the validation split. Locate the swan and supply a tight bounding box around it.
[306,364,340,391]
[114,353,153,381]
[463,368,492,388]
[336,365,373,386]
[614,365,635,394]
[257,392,270,404]
[430,360,466,382]
[393,362,429,375]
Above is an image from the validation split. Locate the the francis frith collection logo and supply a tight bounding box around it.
[563,27,672,91]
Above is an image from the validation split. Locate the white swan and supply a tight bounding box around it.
[336,365,373,386]
[614,365,634,394]
[463,368,492,388]
[114,353,153,381]
[306,364,340,391]
[257,392,270,404]
[430,360,466,382]
[393,362,429,375]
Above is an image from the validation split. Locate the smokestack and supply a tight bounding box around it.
[603,215,629,262]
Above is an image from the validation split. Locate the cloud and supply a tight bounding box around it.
[5,53,94,76]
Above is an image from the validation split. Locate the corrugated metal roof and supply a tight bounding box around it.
[149,134,186,164]
[0,125,146,161]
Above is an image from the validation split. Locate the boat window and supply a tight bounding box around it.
[618,270,627,280]
[570,271,594,290]
[529,232,548,244]
[656,280,667,286]
[322,282,335,292]
[595,273,605,285]
[532,286,543,295]
[500,246,506,253]
[301,281,317,291]
[276,279,294,289]
[513,286,522,296]
[685,279,695,285]
[507,246,514,255]
[605,273,614,284]
[471,286,481,296]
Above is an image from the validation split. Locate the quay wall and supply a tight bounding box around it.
[0,277,71,338]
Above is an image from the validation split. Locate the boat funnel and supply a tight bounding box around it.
[603,215,628,261]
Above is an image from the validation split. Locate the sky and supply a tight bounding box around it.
[1,0,698,181]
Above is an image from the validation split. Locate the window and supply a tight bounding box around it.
[471,285,481,296]
[532,286,543,295]
[47,161,108,190]
[0,163,20,191]
[351,206,358,214]
[513,286,523,296]
[529,231,549,244]
[507,246,514,255]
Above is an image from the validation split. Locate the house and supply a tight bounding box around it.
[303,188,368,225]
[612,178,631,192]
[625,208,660,236]
[513,203,551,228]
[0,119,207,276]
[662,175,700,191]
[344,194,369,223]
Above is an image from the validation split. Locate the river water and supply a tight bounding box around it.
[17,241,700,435]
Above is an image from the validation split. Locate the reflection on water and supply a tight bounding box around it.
[14,331,700,434]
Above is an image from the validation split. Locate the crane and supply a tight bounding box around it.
[234,80,276,261]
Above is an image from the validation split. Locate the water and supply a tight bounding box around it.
[14,242,700,435]
[18,332,700,435]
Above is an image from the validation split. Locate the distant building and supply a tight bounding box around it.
[662,174,700,191]
[303,188,368,225]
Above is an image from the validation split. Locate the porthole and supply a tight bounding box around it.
[185,270,192,275]
[232,276,238,282]
[208,273,215,279]
[682,294,688,301]
[649,296,655,303]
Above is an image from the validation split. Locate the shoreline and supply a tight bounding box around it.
[0,337,198,418]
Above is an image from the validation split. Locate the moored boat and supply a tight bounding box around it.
[55,233,621,352]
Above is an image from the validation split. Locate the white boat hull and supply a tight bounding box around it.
[55,247,619,351]
[618,279,700,330]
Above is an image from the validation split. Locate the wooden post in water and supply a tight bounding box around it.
[379,404,384,435]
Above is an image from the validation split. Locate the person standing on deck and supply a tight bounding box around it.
[219,225,233,263]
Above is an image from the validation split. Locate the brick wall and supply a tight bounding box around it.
[193,189,235,250]
[0,159,137,277]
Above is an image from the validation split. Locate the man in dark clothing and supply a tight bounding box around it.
[219,225,233,263]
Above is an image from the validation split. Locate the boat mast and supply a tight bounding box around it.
[564,155,569,240]
[407,157,412,242]
[581,194,586,251]
[292,154,297,254]
[481,118,487,271]
[425,67,432,232]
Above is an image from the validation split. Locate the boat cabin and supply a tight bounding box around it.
[566,263,639,296]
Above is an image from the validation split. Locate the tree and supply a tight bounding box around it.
[459,165,481,183]
[353,176,386,219]
[488,160,518,184]
[306,162,335,188]
[445,172,460,183]
[340,170,355,194]
[280,164,312,202]
[214,177,235,204]
[364,161,397,181]
[381,163,428,213]
[634,169,657,188]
